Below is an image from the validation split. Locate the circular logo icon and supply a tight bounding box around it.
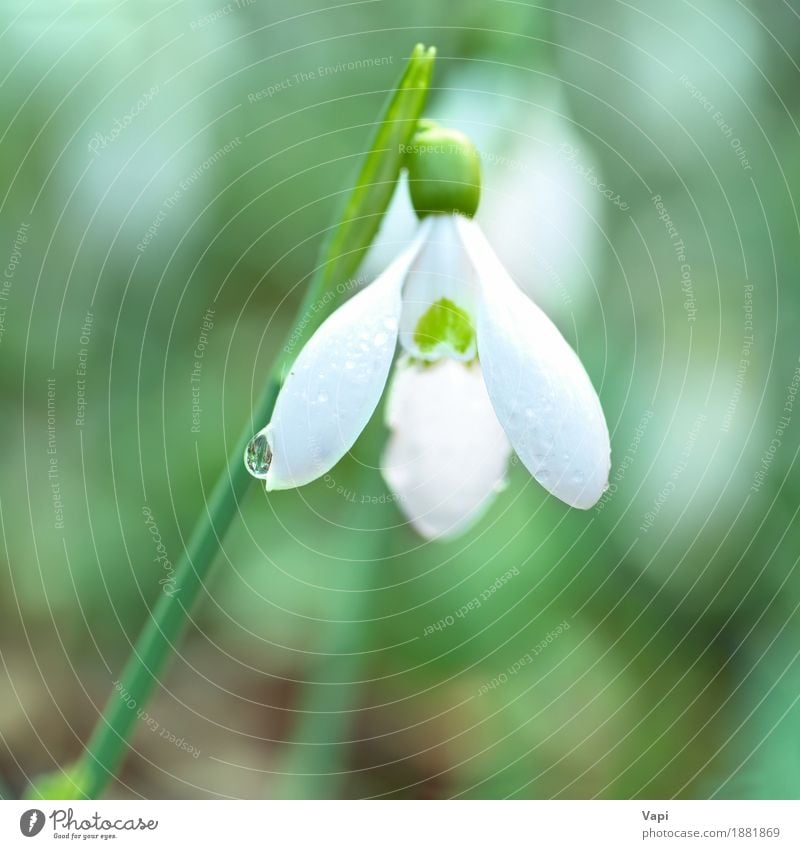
[19,809,45,837]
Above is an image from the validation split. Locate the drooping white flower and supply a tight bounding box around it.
[245,212,611,539]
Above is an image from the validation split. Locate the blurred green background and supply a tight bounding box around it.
[2,0,800,799]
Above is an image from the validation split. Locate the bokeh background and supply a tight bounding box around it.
[2,0,800,799]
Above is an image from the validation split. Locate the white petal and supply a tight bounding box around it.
[254,221,432,490]
[456,216,610,509]
[398,214,478,361]
[381,358,511,540]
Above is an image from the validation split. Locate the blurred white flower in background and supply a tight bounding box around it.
[360,72,603,322]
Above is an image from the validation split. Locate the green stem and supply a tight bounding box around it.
[84,381,280,800]
[272,441,386,800]
[26,44,435,802]
[271,601,369,800]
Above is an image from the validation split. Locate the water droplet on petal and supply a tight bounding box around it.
[571,471,584,485]
[245,432,272,476]
[373,331,388,347]
[317,391,328,403]
[344,360,355,370]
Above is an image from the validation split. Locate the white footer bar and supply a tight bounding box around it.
[2,799,798,847]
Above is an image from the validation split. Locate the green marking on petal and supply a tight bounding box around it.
[414,298,475,356]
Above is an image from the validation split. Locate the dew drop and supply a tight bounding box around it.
[245,433,272,476]
[317,391,328,403]
[344,360,355,370]
[373,331,388,347]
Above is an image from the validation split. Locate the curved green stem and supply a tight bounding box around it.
[83,381,280,801]
[25,44,435,801]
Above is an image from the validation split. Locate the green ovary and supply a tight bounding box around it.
[413,297,475,356]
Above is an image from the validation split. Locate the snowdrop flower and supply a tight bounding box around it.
[245,125,610,539]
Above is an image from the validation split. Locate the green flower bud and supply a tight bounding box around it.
[404,124,481,218]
